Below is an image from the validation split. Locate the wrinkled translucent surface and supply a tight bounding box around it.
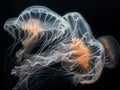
[4,5,120,90]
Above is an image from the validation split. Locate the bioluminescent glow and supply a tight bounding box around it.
[4,6,120,89]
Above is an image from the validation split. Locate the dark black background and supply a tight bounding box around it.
[0,0,120,90]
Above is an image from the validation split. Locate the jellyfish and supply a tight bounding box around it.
[4,5,120,90]
[98,36,120,69]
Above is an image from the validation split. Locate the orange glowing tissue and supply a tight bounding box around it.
[4,5,120,89]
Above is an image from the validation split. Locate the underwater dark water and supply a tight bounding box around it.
[0,0,120,90]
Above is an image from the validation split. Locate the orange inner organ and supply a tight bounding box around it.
[21,18,43,33]
[71,38,90,68]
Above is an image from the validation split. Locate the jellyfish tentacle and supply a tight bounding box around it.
[4,6,120,89]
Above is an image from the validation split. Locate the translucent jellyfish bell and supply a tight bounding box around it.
[61,12,105,84]
[4,6,69,63]
[4,6,68,41]
[3,6,69,77]
[98,35,120,69]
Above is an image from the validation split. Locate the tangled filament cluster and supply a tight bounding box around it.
[4,5,120,89]
[71,38,90,68]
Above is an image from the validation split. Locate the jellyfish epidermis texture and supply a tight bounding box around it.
[4,5,120,89]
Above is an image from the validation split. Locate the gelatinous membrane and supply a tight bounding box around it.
[4,5,120,89]
[61,12,104,84]
[98,35,120,69]
[4,6,69,62]
[4,6,68,50]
